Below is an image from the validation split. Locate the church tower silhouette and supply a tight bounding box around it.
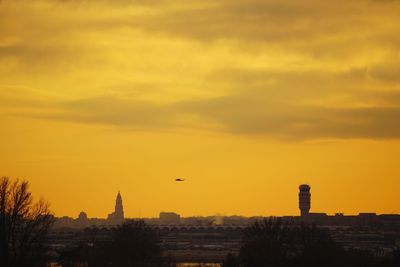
[115,191,124,219]
[107,191,124,224]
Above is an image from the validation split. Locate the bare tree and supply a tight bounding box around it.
[0,177,54,267]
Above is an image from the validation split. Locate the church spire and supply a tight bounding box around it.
[107,191,124,224]
[115,191,124,219]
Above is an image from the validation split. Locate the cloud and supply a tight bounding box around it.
[31,96,181,130]
[4,85,400,140]
[128,0,400,49]
[181,92,400,140]
[1,0,400,141]
[369,61,400,83]
[184,65,400,140]
[1,0,399,69]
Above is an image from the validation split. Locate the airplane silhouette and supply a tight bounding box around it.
[175,178,185,182]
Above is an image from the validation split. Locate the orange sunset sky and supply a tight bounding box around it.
[1,0,400,218]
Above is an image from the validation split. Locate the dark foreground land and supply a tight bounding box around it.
[46,215,400,267]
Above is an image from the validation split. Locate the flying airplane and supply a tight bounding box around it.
[175,178,185,182]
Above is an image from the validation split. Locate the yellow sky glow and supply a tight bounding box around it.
[1,0,400,218]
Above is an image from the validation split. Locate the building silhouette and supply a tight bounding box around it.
[299,184,311,216]
[107,191,124,224]
[77,211,88,228]
[159,212,180,225]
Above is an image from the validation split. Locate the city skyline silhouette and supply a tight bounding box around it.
[2,0,400,265]
[53,184,398,223]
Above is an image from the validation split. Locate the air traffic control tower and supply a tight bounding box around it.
[299,184,311,216]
